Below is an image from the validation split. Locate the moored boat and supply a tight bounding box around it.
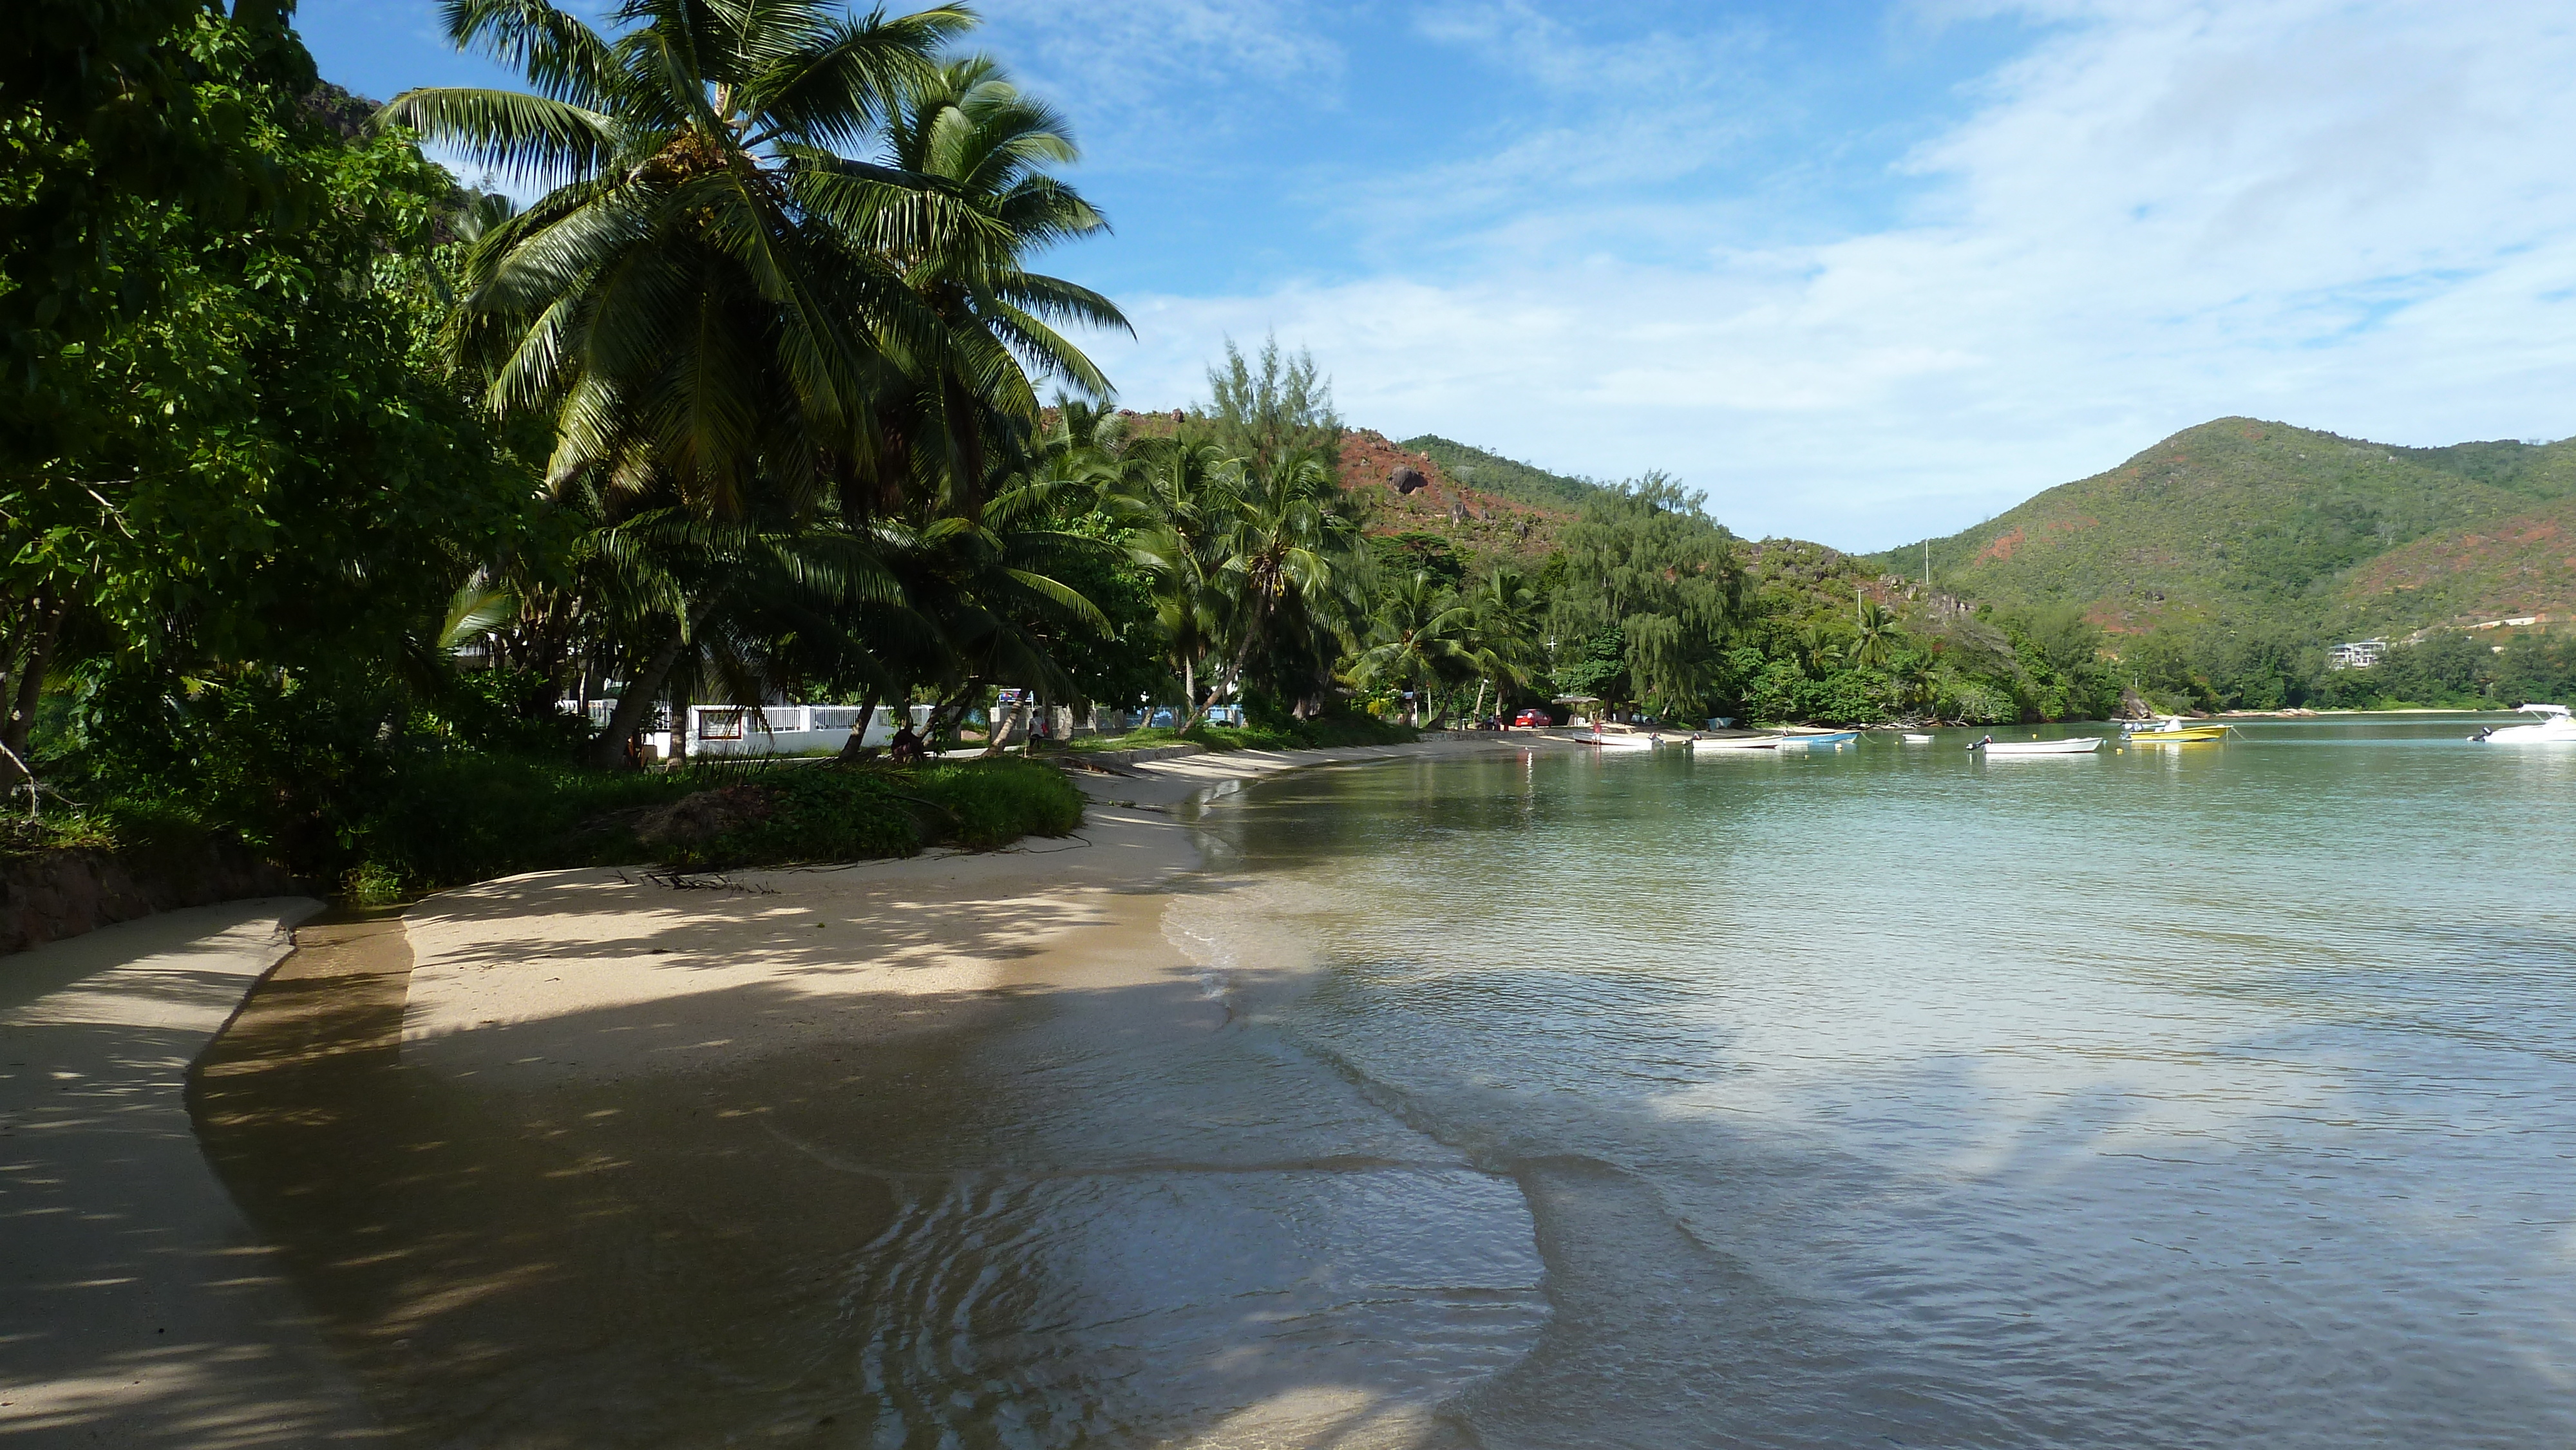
[1901,733,1935,743]
[1777,730,1857,748]
[1969,735,2105,755]
[2469,703,2576,743]
[2126,717,2229,744]
[1567,724,1671,750]
[1694,734,1783,749]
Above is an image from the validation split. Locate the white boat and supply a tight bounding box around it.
[2469,703,2576,743]
[1902,733,1935,744]
[1573,726,1669,751]
[1777,730,1857,748]
[1694,734,1783,750]
[1968,735,2105,755]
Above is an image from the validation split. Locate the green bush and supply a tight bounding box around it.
[664,759,1081,870]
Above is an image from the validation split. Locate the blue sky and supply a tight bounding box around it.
[299,0,2576,550]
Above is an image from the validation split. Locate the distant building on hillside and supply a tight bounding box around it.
[2327,638,2389,670]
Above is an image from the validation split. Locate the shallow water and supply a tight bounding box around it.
[201,720,2576,1447]
[1159,719,2576,1447]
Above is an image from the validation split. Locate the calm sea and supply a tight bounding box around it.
[840,719,2576,1447]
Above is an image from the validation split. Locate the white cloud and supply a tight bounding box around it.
[1079,0,2576,551]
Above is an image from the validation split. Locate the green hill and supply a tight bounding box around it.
[1399,435,1608,512]
[1875,418,2576,635]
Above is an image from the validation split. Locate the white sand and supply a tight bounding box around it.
[399,740,1515,1088]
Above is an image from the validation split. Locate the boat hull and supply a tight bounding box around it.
[1973,737,2105,755]
[2127,727,2227,743]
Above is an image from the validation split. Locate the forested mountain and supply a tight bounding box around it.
[1876,419,2576,636]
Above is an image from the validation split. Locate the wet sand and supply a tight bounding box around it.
[190,737,1546,1447]
[0,898,379,1447]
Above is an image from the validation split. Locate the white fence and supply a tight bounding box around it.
[683,704,932,757]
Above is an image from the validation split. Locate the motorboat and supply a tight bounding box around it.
[1901,733,1935,743]
[2125,716,2228,743]
[2469,703,2576,742]
[1694,734,1783,749]
[1571,724,1670,750]
[1776,730,1857,748]
[1968,735,2105,755]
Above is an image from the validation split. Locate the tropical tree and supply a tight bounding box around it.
[1463,566,1544,721]
[1118,435,1242,717]
[1352,572,1479,724]
[1549,475,1743,718]
[1211,447,1370,717]
[385,1,1129,762]
[867,55,1130,521]
[1852,599,1903,670]
[1204,334,1341,478]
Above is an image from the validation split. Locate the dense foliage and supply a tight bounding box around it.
[15,5,2562,909]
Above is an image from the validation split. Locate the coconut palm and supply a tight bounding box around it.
[1463,565,1543,720]
[1117,435,1242,717]
[1352,572,1478,725]
[1211,446,1368,717]
[1852,599,1903,670]
[866,55,1130,521]
[384,0,982,523]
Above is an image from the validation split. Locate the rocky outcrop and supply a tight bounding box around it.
[0,843,298,957]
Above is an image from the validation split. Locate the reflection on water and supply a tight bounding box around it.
[1173,720,2576,1447]
[200,721,2576,1447]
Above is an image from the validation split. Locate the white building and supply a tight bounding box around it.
[2327,639,2388,670]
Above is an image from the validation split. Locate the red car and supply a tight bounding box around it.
[1511,708,1553,728]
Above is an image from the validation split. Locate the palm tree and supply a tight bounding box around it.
[1852,600,1903,670]
[1352,572,1478,725]
[1794,623,1846,676]
[387,3,1127,764]
[1210,446,1367,719]
[867,56,1130,522]
[1117,435,1241,718]
[386,0,981,521]
[1463,565,1543,720]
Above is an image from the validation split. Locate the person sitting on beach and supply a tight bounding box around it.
[888,724,925,763]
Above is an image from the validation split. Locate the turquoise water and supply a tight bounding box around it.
[1153,719,2576,1447]
[812,719,2576,1447]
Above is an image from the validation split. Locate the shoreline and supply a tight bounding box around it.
[182,733,1542,1445]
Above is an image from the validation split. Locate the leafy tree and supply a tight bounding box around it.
[10,8,539,792]
[1204,334,1341,478]
[1547,475,1743,717]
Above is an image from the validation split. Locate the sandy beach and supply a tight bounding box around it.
[171,734,1548,1447]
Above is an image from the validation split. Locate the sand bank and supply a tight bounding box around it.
[398,737,1523,1088]
[0,898,383,1447]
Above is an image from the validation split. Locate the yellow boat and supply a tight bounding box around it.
[2124,717,2229,743]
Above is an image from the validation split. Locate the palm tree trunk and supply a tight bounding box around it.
[982,694,1029,757]
[590,622,687,770]
[1193,617,1264,731]
[839,684,885,758]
